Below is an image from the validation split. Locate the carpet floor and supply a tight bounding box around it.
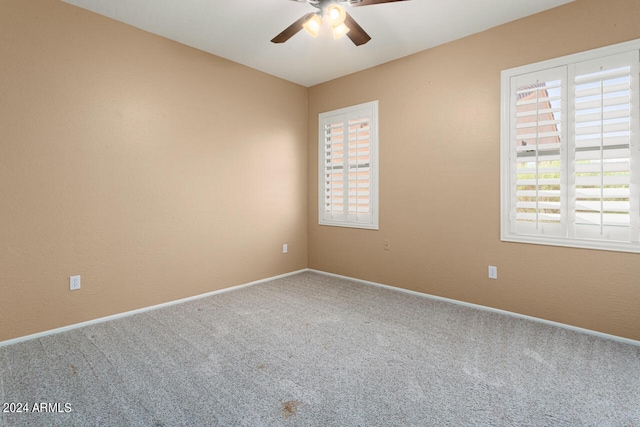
[1,271,639,426]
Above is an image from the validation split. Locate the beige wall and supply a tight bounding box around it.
[308,0,640,341]
[0,0,308,341]
[2,0,639,343]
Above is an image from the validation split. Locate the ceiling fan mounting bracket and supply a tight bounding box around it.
[304,0,362,10]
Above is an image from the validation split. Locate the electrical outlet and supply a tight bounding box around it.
[282,244,288,254]
[70,275,81,291]
[488,266,498,280]
[383,240,390,251]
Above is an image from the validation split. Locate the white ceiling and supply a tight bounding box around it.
[61,0,574,87]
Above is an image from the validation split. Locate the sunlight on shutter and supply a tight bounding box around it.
[514,78,563,235]
[574,56,634,241]
[323,120,346,218]
[347,117,371,220]
[319,100,378,229]
[502,39,640,252]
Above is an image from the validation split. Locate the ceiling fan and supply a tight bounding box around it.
[271,0,409,46]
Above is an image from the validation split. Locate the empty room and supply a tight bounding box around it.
[1,0,639,425]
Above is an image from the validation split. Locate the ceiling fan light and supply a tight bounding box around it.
[332,23,350,39]
[302,13,322,37]
[326,4,346,26]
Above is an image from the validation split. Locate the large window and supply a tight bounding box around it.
[319,101,379,229]
[501,39,640,253]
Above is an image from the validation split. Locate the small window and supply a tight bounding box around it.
[319,101,379,229]
[501,39,640,253]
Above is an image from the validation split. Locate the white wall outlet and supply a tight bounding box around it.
[282,244,288,254]
[488,266,498,280]
[70,275,81,290]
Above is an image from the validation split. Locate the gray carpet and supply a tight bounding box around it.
[1,271,639,426]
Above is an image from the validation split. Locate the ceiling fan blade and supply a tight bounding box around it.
[352,0,409,6]
[271,13,315,43]
[344,12,371,46]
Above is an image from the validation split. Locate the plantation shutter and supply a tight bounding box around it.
[510,67,566,237]
[502,40,640,252]
[571,51,640,242]
[319,101,378,229]
[347,116,372,222]
[322,115,347,221]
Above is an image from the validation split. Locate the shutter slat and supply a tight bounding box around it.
[575,146,630,160]
[575,212,630,226]
[515,212,561,222]
[575,121,630,136]
[576,187,629,198]
[575,95,630,111]
[575,200,630,212]
[575,135,630,148]
[516,190,561,197]
[515,142,561,152]
[575,81,630,98]
[575,66,631,84]
[576,108,630,123]
[516,178,561,186]
[575,174,630,186]
[516,82,562,97]
[575,162,629,173]
[516,166,561,174]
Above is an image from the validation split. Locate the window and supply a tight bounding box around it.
[501,39,640,253]
[319,101,378,229]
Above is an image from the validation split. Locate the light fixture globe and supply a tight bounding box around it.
[302,13,323,37]
[332,22,350,39]
[326,4,347,26]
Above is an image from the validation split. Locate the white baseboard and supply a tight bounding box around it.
[3,268,638,348]
[308,269,640,348]
[0,269,307,348]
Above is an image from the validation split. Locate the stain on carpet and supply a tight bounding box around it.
[281,400,300,419]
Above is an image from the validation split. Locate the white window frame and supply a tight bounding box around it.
[500,38,640,253]
[318,100,379,230]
